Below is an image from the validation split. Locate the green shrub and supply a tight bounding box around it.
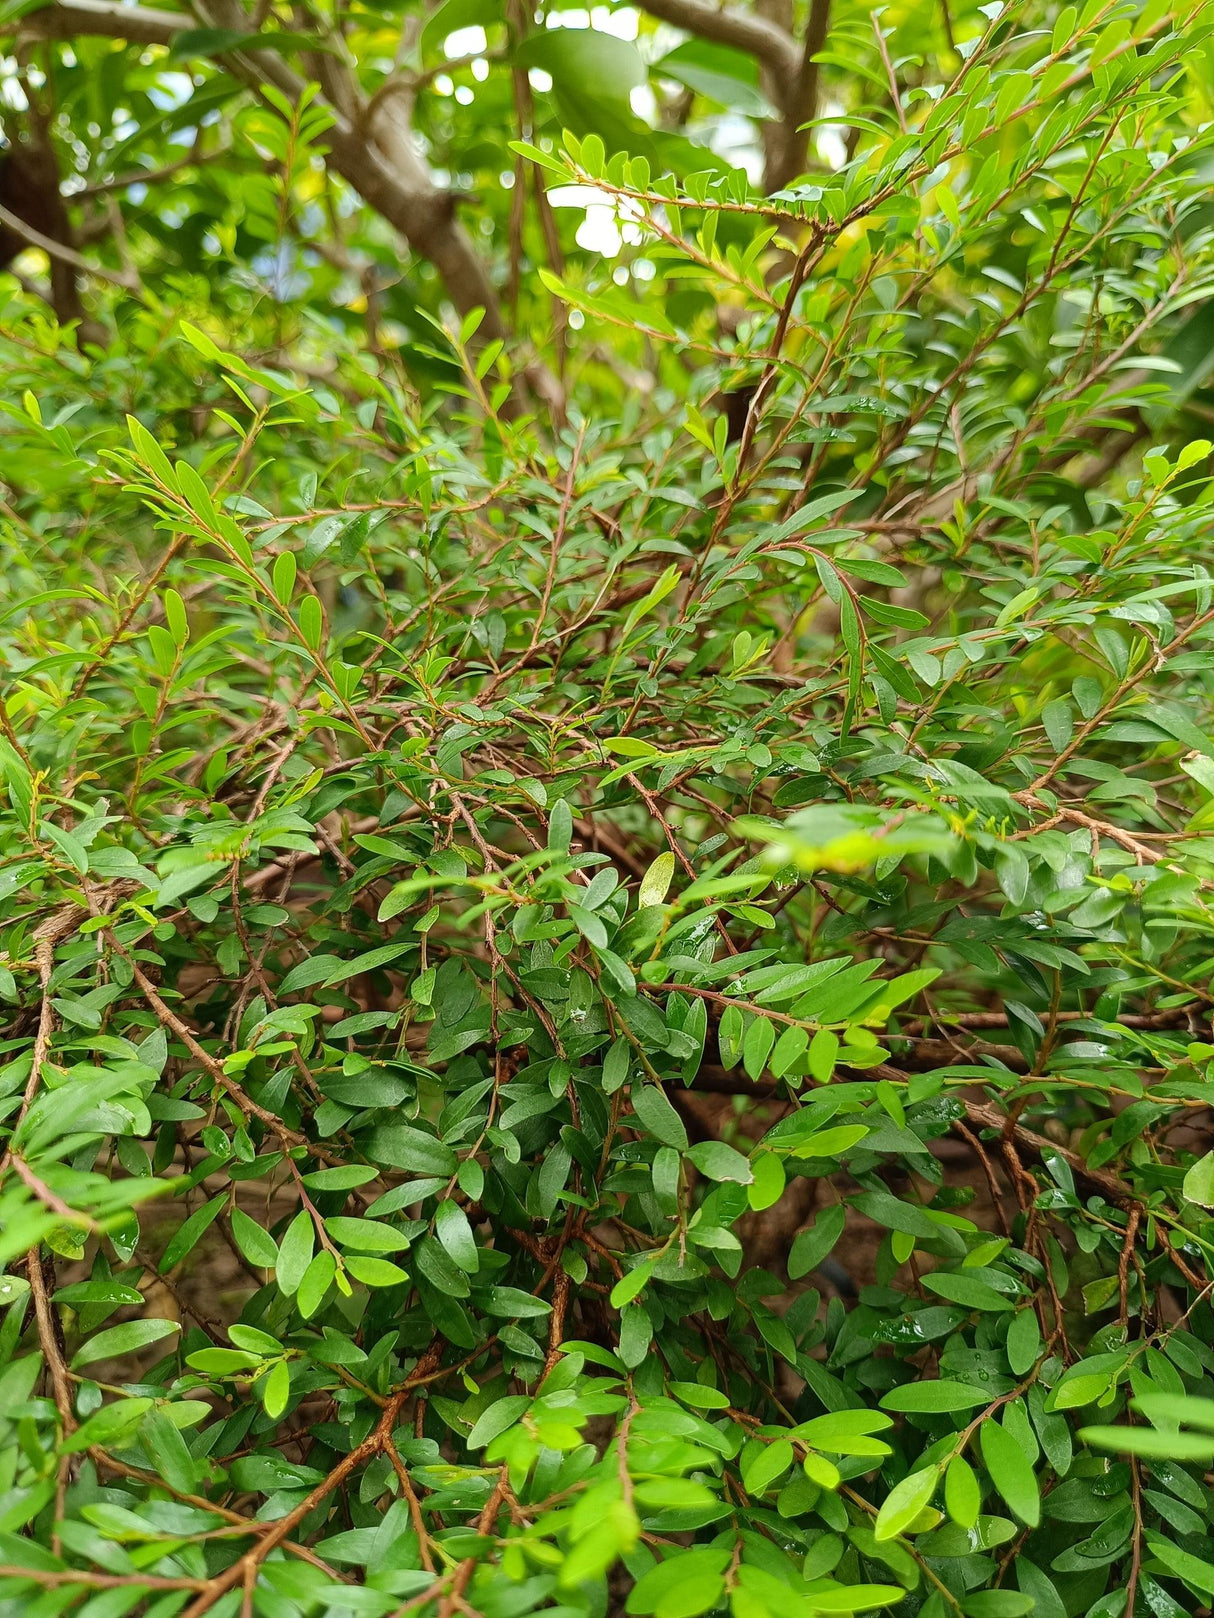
[2,2,1214,1616]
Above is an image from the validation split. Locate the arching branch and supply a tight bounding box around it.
[630,0,799,80]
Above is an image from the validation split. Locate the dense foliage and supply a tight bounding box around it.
[3,0,1214,1615]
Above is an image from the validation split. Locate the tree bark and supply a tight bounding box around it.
[0,96,114,344]
[628,0,799,81]
[629,0,829,194]
[764,0,831,192]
